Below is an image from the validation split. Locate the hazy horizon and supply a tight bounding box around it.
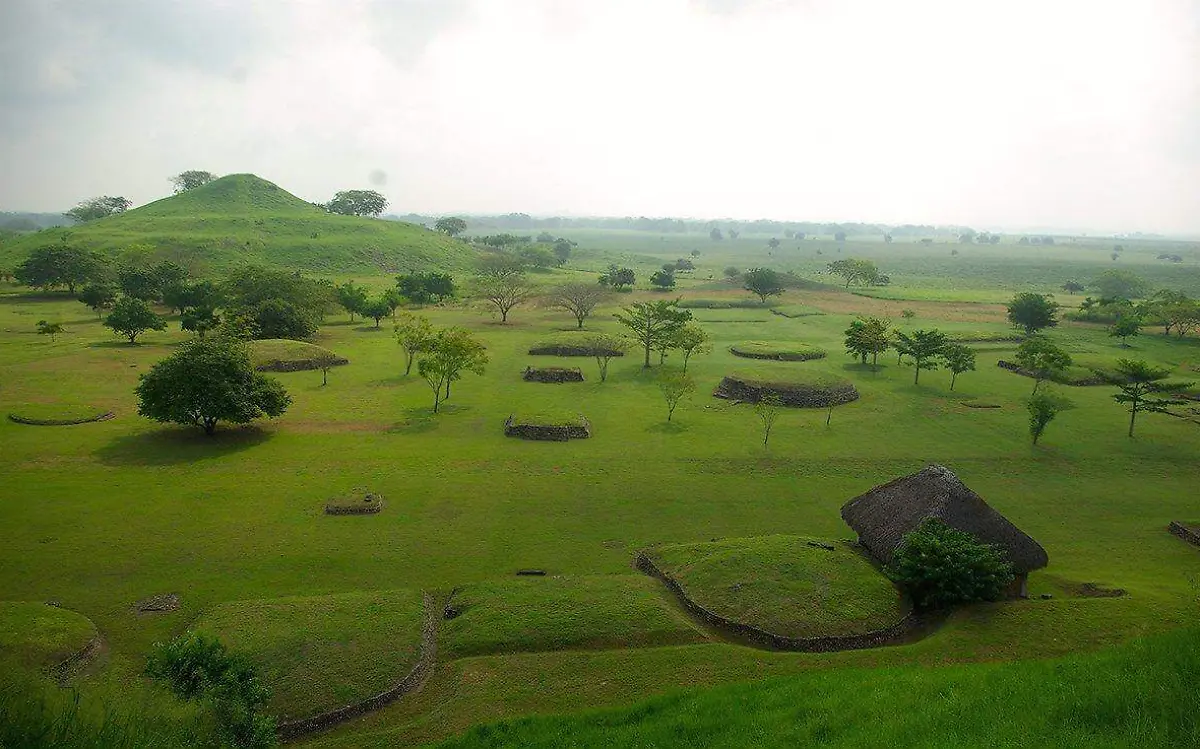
[2,0,1197,235]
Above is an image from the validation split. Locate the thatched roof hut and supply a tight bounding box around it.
[841,464,1048,595]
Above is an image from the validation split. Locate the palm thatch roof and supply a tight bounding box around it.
[840,464,1049,573]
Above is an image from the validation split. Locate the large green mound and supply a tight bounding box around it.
[1,174,478,273]
[441,575,706,659]
[435,627,1200,749]
[248,338,347,371]
[729,341,827,362]
[0,602,97,670]
[645,536,904,638]
[192,589,425,720]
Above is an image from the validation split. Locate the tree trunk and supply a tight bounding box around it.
[203,419,217,435]
[128,333,137,343]
[501,308,508,323]
[322,368,328,386]
[913,364,920,385]
[404,352,414,376]
[444,379,451,400]
[871,351,879,371]
[950,372,957,391]
[643,343,651,368]
[576,316,584,329]
[1128,403,1137,437]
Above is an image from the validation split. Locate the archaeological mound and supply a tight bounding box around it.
[325,489,384,515]
[505,411,591,441]
[251,339,348,372]
[730,341,827,362]
[523,366,584,383]
[714,372,858,408]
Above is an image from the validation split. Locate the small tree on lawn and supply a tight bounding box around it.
[105,297,167,343]
[1014,336,1072,394]
[394,313,435,376]
[649,269,676,291]
[672,323,711,373]
[181,307,220,338]
[941,343,976,391]
[361,297,391,328]
[335,282,368,322]
[1006,292,1060,335]
[615,299,692,368]
[36,320,64,342]
[844,317,892,370]
[583,333,627,383]
[888,519,1014,610]
[476,271,534,323]
[79,283,117,318]
[894,329,948,385]
[135,337,291,435]
[754,394,784,445]
[1027,392,1072,445]
[417,327,488,412]
[1111,359,1193,438]
[434,216,467,236]
[543,283,613,329]
[1109,315,1140,346]
[742,267,785,304]
[312,350,341,386]
[657,369,695,422]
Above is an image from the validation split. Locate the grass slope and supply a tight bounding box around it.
[0,602,97,670]
[441,576,706,659]
[0,174,477,273]
[437,627,1200,749]
[647,536,904,637]
[193,589,425,719]
[249,339,344,367]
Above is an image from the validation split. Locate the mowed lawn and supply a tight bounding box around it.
[2,275,1200,747]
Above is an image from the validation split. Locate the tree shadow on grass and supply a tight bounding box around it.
[646,421,689,434]
[841,362,889,374]
[386,404,471,434]
[94,426,272,466]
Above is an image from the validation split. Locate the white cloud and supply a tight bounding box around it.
[0,0,1196,233]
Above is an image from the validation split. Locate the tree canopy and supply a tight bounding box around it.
[417,327,488,412]
[615,299,693,368]
[742,267,785,303]
[889,519,1014,610]
[135,337,291,435]
[1111,359,1193,437]
[15,245,106,293]
[434,217,467,236]
[170,171,218,193]
[1014,337,1072,393]
[844,317,892,370]
[1091,270,1149,300]
[827,258,880,287]
[104,297,167,343]
[325,189,388,217]
[543,283,613,329]
[894,329,948,384]
[1006,293,1060,335]
[65,196,131,223]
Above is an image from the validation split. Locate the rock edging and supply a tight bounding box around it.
[256,357,348,373]
[504,415,591,441]
[713,376,858,409]
[9,411,115,426]
[49,634,104,685]
[522,367,584,383]
[1168,521,1200,547]
[635,551,933,653]
[276,591,441,743]
[729,345,826,362]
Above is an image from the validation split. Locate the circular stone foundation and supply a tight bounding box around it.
[325,489,385,515]
[714,375,858,408]
[729,341,826,362]
[8,404,114,426]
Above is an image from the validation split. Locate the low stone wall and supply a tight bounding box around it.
[325,500,384,516]
[528,344,624,357]
[1168,521,1200,547]
[277,591,441,742]
[713,376,858,408]
[729,346,826,362]
[522,367,585,383]
[50,634,103,685]
[996,360,1107,387]
[9,411,114,426]
[635,552,932,653]
[256,357,349,373]
[504,416,591,441]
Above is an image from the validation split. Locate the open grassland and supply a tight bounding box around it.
[2,260,1200,747]
[432,626,1200,749]
[646,536,905,638]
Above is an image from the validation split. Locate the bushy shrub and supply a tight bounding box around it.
[146,633,230,699]
[888,519,1014,609]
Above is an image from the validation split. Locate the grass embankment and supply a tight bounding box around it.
[0,602,97,670]
[193,589,425,719]
[248,338,347,370]
[646,536,905,638]
[0,174,478,273]
[437,627,1200,749]
[505,409,589,428]
[7,402,112,425]
[729,341,826,361]
[441,575,706,659]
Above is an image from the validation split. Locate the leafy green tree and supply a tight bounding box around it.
[434,216,467,236]
[649,269,676,290]
[135,337,290,435]
[36,320,64,342]
[251,298,317,340]
[105,297,166,343]
[1006,292,1060,335]
[361,297,392,328]
[519,244,557,269]
[888,519,1014,610]
[844,317,891,370]
[394,313,436,376]
[324,189,387,217]
[334,282,368,322]
[598,265,635,291]
[181,307,220,337]
[476,269,534,323]
[79,283,117,318]
[742,267,785,303]
[582,333,627,383]
[826,258,880,287]
[1027,392,1072,445]
[1111,359,1193,437]
[1061,281,1085,295]
[615,299,693,368]
[221,267,332,326]
[709,227,723,241]
[672,323,711,372]
[382,288,404,319]
[1109,315,1141,346]
[754,394,784,446]
[169,171,217,193]
[396,272,455,304]
[543,283,613,329]
[941,343,976,391]
[311,349,342,386]
[723,266,740,281]
[64,195,131,223]
[417,327,488,412]
[1014,336,1072,393]
[552,238,574,265]
[1091,269,1149,300]
[118,266,162,301]
[894,329,948,384]
[657,369,695,422]
[15,245,106,293]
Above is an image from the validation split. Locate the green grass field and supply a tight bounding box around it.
[2,222,1200,747]
[0,602,97,670]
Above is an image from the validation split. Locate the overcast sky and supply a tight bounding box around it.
[1,0,1197,234]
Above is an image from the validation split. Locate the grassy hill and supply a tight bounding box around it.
[0,174,477,274]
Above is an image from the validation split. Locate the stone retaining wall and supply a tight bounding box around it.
[522,367,585,383]
[729,346,826,362]
[50,634,103,685]
[713,376,858,408]
[996,360,1107,386]
[635,552,932,653]
[9,412,115,426]
[528,344,624,357]
[504,416,591,441]
[1168,521,1200,547]
[256,357,349,373]
[277,591,440,742]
